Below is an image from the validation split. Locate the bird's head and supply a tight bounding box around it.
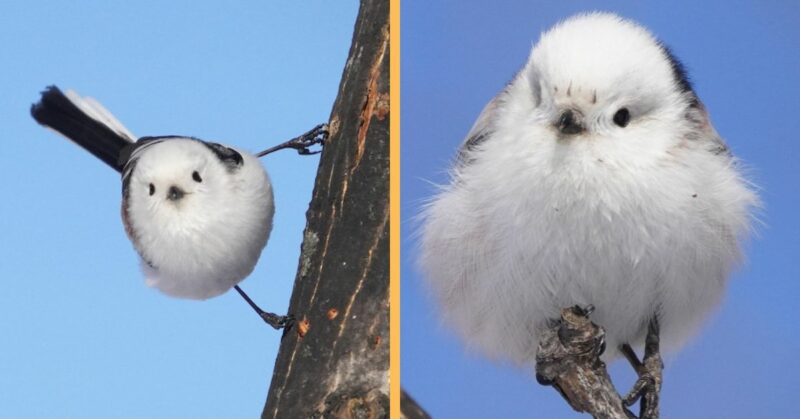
[120,137,255,255]
[124,138,242,216]
[496,12,707,165]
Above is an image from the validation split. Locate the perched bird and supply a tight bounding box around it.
[419,12,757,411]
[32,86,326,328]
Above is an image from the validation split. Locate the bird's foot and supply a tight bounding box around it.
[234,285,294,331]
[622,352,662,419]
[620,319,663,419]
[256,123,329,157]
[260,312,295,330]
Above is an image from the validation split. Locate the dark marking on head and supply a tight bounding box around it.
[566,82,572,97]
[121,154,138,199]
[118,137,166,168]
[659,44,693,94]
[591,90,597,104]
[120,137,168,198]
[659,44,706,133]
[659,44,702,109]
[203,141,244,172]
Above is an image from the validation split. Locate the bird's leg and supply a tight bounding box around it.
[620,318,663,419]
[620,343,645,375]
[255,123,329,157]
[234,285,294,330]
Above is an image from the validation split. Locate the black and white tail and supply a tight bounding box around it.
[31,86,136,172]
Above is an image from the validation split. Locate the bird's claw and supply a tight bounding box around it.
[622,354,662,418]
[292,123,328,155]
[260,312,295,330]
[620,318,663,419]
[255,123,328,157]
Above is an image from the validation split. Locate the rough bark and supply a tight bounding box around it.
[535,306,635,419]
[261,0,389,418]
[405,305,662,418]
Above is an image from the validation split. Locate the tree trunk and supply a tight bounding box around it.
[261,0,390,417]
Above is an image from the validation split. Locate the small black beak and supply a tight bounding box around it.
[167,185,185,201]
[557,109,584,135]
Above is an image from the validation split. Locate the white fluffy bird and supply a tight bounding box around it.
[121,136,274,300]
[32,86,326,328]
[420,11,757,390]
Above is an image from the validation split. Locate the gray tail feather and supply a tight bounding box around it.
[31,85,131,172]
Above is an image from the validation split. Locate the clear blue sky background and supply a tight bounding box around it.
[402,2,799,418]
[0,2,357,418]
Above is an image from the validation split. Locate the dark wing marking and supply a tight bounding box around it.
[456,95,503,167]
[657,46,728,155]
[682,99,730,156]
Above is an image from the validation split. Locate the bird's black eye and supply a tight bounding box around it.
[149,183,155,196]
[192,171,202,183]
[613,108,630,128]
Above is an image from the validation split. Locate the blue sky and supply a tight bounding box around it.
[0,2,357,418]
[402,1,799,418]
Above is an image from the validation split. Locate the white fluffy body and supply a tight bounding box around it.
[125,139,274,300]
[420,13,758,364]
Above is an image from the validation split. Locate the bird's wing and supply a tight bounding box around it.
[685,100,731,156]
[455,94,502,167]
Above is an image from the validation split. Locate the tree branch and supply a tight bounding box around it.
[535,306,635,419]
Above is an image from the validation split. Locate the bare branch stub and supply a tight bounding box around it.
[535,306,635,419]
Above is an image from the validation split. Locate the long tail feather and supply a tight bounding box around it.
[31,86,135,172]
